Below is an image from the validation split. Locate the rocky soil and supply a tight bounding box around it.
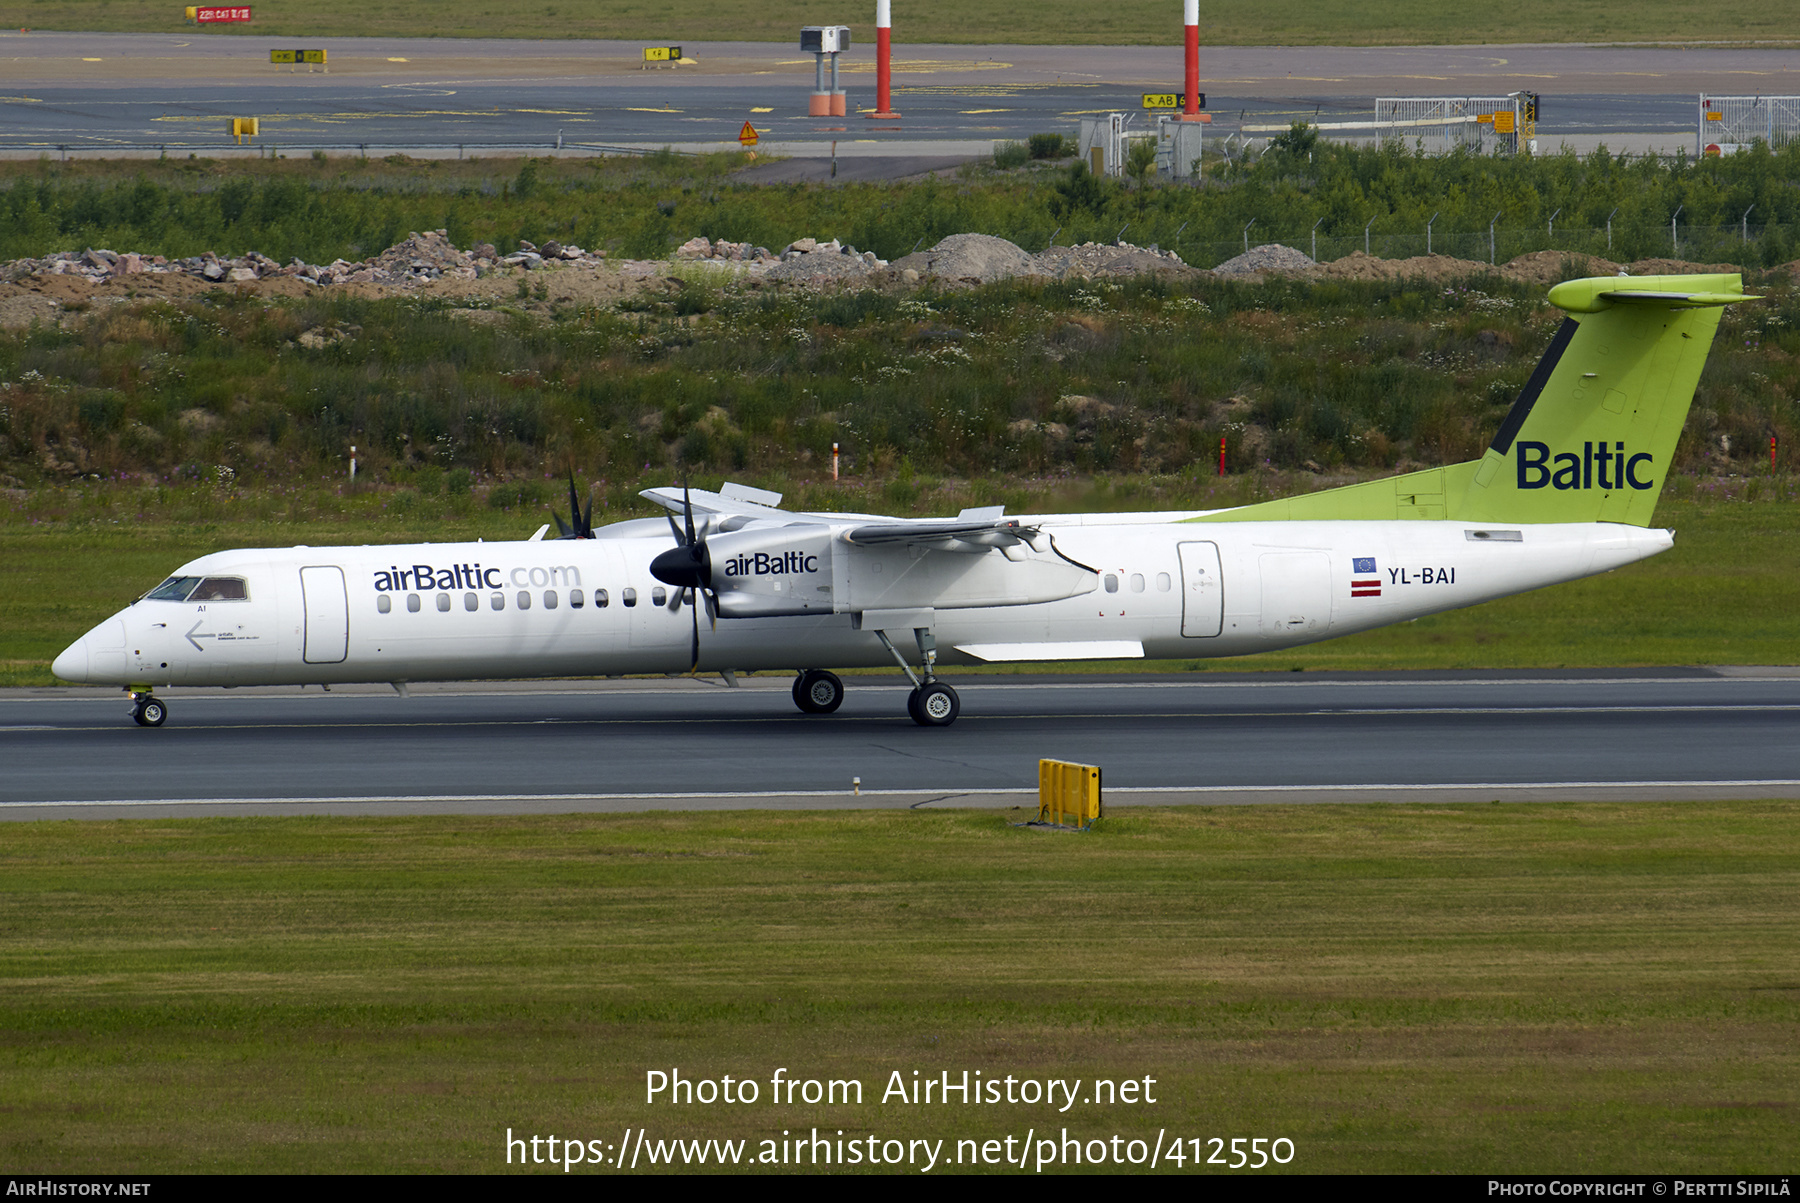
[0,227,1767,331]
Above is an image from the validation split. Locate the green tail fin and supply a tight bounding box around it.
[1190,273,1752,528]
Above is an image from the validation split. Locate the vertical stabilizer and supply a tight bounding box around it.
[1190,273,1751,528]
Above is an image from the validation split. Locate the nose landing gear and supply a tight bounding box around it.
[129,690,167,727]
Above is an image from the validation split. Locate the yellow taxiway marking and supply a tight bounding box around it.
[81,57,102,62]
[387,57,409,62]
[750,106,773,113]
[960,108,1011,114]
[1,95,43,102]
[626,106,680,112]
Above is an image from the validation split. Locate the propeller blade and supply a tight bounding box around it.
[552,512,573,538]
[689,588,701,673]
[703,587,718,630]
[682,478,697,549]
[566,472,583,531]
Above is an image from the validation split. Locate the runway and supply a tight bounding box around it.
[3,669,1797,819]
[3,33,1783,155]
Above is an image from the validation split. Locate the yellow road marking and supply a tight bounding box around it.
[387,57,408,62]
[750,106,773,113]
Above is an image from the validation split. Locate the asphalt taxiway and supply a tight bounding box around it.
[3,33,1784,155]
[3,669,1796,819]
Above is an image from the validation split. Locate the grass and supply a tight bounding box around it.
[1,804,1796,1172]
[8,0,1797,46]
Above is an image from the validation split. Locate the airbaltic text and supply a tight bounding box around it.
[1516,441,1655,491]
[372,563,581,592]
[721,551,819,577]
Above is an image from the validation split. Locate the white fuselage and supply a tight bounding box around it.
[52,517,1672,689]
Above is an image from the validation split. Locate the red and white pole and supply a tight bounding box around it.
[869,0,900,119]
[1181,0,1200,121]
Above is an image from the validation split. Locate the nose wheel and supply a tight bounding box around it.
[130,693,167,727]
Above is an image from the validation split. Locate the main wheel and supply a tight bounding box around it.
[134,698,168,727]
[909,681,959,727]
[793,670,844,714]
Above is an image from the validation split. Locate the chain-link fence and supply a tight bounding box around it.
[1082,223,1797,272]
[1699,96,1800,155]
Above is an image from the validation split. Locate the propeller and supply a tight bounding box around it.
[648,479,720,672]
[551,472,595,539]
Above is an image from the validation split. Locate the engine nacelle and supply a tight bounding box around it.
[709,527,839,618]
[707,526,1096,618]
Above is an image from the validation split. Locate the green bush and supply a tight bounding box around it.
[992,141,1030,170]
[1028,133,1070,160]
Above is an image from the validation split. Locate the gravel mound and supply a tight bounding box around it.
[1210,243,1317,277]
[1033,242,1196,280]
[1315,251,1494,282]
[890,233,1037,284]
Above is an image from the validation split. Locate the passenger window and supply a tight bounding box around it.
[145,576,202,601]
[622,588,637,608]
[436,593,451,612]
[377,595,392,614]
[407,593,421,613]
[1156,572,1172,592]
[544,590,558,609]
[569,589,584,609]
[1130,573,1145,593]
[491,593,505,610]
[517,591,531,610]
[464,592,479,611]
[191,577,249,601]
[596,589,610,608]
[1104,574,1118,593]
[652,586,667,607]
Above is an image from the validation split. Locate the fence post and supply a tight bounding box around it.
[1489,211,1501,265]
[1365,216,1375,255]
[1671,204,1683,254]
[1606,206,1618,252]
[1743,204,1756,243]
[1311,216,1324,262]
[1547,207,1561,240]
[1426,211,1438,255]
[1242,217,1255,253]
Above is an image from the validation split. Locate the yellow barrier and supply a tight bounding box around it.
[230,117,259,143]
[1039,759,1101,827]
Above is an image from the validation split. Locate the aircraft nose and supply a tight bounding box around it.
[52,635,90,683]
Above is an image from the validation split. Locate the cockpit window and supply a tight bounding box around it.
[145,576,203,601]
[190,577,249,601]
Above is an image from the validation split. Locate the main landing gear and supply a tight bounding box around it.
[129,689,167,727]
[793,669,845,714]
[790,624,961,726]
[878,624,960,727]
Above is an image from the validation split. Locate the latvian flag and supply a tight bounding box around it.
[1351,556,1381,597]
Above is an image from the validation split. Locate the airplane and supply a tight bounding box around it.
[52,272,1749,728]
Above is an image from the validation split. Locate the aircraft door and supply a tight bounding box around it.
[1177,541,1223,637]
[1259,552,1331,637]
[300,565,349,664]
